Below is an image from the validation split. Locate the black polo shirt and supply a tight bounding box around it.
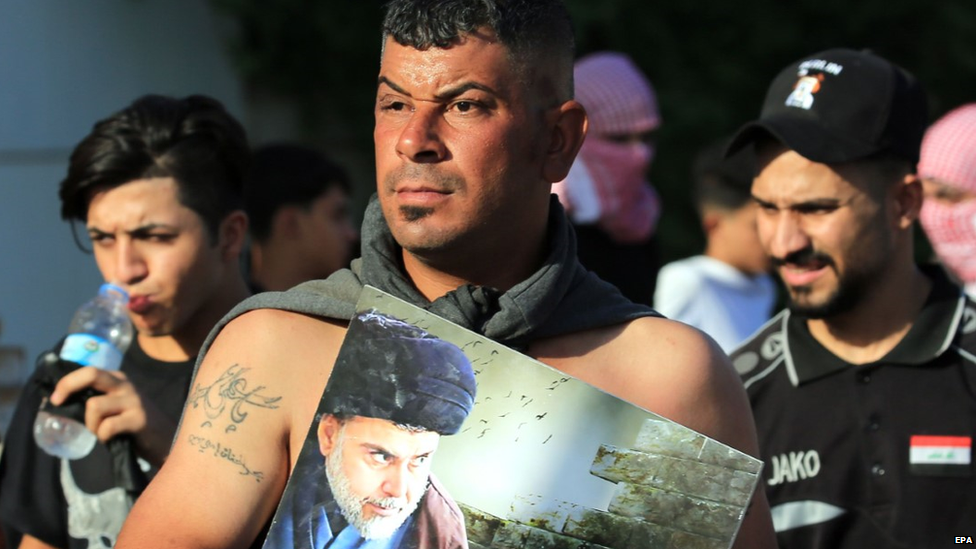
[734,267,976,549]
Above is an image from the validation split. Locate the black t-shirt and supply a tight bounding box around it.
[0,338,194,549]
[734,267,976,549]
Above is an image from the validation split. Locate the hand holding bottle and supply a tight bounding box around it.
[33,283,134,459]
[48,366,177,468]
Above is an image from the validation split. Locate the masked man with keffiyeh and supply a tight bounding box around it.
[917,103,976,297]
[553,51,664,306]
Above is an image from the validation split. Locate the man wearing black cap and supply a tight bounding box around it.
[729,48,976,548]
[268,312,473,549]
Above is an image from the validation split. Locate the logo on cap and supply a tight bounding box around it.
[785,74,824,110]
[784,60,844,111]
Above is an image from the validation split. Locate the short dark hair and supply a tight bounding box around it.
[245,143,351,242]
[693,138,756,214]
[852,151,916,184]
[381,0,576,101]
[754,135,914,200]
[59,94,249,240]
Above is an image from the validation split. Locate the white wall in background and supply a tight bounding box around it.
[0,0,245,383]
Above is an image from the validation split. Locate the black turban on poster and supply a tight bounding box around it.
[322,311,477,435]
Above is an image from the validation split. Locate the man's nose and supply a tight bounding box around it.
[395,107,447,163]
[381,464,410,499]
[114,240,149,285]
[767,213,811,261]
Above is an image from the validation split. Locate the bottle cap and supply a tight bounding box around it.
[98,283,130,304]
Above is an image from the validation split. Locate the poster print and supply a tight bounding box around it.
[262,286,762,549]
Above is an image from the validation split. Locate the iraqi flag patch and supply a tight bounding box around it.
[909,435,972,477]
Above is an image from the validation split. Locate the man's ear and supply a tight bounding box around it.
[542,100,588,183]
[701,210,722,236]
[218,210,249,261]
[318,415,341,457]
[894,174,923,230]
[271,206,304,240]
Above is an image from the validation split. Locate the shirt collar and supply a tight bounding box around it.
[785,265,967,386]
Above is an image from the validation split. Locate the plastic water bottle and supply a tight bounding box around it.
[33,283,134,459]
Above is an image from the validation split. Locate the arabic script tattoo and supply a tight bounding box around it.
[188,434,264,482]
[189,364,282,433]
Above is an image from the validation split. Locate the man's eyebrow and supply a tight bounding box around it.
[360,442,436,459]
[752,195,845,208]
[362,442,399,459]
[787,198,845,208]
[87,223,177,235]
[433,82,498,101]
[377,77,498,102]
[378,76,411,96]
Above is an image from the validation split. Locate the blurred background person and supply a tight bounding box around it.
[553,51,662,306]
[917,103,976,296]
[245,143,359,293]
[654,138,775,352]
[0,94,252,549]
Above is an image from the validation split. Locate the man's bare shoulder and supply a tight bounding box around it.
[531,316,753,448]
[532,315,722,372]
[118,310,350,548]
[218,307,349,343]
[209,308,349,372]
[194,308,349,456]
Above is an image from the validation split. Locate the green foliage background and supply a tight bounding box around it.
[210,0,976,263]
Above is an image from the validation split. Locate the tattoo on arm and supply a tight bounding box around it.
[188,434,264,482]
[189,364,282,433]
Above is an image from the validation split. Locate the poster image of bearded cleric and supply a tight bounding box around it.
[263,311,477,549]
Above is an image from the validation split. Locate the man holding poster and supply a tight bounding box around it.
[117,1,776,548]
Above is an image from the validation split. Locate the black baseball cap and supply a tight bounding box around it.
[727,48,928,164]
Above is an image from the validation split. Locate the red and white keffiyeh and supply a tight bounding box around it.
[553,52,662,243]
[918,103,976,290]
